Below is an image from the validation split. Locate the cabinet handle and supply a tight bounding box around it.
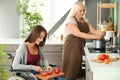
[56,47,62,50]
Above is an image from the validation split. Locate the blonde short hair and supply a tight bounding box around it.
[67,1,86,19]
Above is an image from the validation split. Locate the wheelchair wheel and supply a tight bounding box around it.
[8,76,25,80]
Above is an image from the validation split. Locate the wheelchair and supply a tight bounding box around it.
[7,53,57,80]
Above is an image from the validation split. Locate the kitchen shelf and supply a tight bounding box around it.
[97,1,117,32]
[97,3,116,8]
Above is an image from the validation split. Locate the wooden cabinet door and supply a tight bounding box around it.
[43,45,63,68]
[85,59,93,80]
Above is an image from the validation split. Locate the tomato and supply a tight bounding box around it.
[97,54,101,60]
[101,54,107,60]
[54,67,60,74]
[105,54,109,59]
[104,58,110,64]
[47,71,52,75]
[41,72,47,77]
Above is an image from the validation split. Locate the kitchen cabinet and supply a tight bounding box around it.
[43,44,63,69]
[3,44,63,69]
[2,44,19,53]
[0,39,64,76]
[85,57,93,80]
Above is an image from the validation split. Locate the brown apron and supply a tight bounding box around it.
[62,20,89,79]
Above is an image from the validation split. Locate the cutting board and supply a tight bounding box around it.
[90,58,120,63]
[35,72,64,80]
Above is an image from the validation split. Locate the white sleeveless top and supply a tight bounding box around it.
[64,17,88,37]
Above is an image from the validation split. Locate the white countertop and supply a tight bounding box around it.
[85,43,120,72]
[0,39,64,45]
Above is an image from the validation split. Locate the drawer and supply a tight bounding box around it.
[44,52,62,56]
[45,55,62,62]
[43,45,63,52]
[45,55,62,66]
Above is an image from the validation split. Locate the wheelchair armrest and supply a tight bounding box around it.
[10,65,32,73]
[10,69,32,73]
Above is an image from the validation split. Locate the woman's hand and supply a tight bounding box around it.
[100,30,106,38]
[46,66,53,71]
[101,30,106,36]
[35,66,43,73]
[96,31,106,40]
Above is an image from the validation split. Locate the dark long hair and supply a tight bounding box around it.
[24,25,47,47]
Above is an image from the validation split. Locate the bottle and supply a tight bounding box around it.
[103,19,107,31]
[107,16,112,30]
[109,37,113,45]
[103,19,107,25]
[113,32,118,46]
[108,16,112,22]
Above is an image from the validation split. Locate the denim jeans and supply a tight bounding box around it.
[50,76,63,80]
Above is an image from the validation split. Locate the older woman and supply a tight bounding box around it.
[62,1,106,80]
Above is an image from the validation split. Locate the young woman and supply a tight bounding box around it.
[12,25,63,80]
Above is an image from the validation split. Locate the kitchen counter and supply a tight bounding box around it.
[0,39,64,45]
[0,39,64,53]
[85,43,120,80]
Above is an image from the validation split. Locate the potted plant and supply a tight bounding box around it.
[16,0,43,38]
[0,45,9,80]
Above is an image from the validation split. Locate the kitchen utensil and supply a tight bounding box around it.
[93,38,106,49]
[105,42,112,53]
[113,32,118,45]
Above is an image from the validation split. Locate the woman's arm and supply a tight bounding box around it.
[12,43,36,70]
[67,23,104,40]
[86,20,106,35]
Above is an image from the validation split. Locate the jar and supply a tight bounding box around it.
[107,22,112,30]
[107,16,113,31]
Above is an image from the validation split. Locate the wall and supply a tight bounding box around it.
[0,0,19,39]
[85,0,110,29]
[110,0,120,32]
[0,0,111,39]
[117,1,120,32]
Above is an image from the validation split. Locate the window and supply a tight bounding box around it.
[41,0,77,36]
[20,0,86,40]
